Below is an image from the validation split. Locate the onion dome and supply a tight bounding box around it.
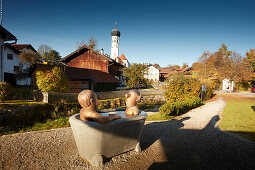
[111,28,121,37]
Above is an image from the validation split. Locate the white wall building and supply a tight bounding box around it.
[222,79,235,91]
[144,65,159,82]
[111,28,120,61]
[0,26,36,85]
[0,25,17,83]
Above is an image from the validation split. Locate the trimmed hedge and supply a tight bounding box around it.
[159,97,201,116]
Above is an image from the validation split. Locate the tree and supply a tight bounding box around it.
[182,62,188,68]
[17,50,41,85]
[36,67,68,93]
[76,36,98,50]
[244,49,255,84]
[43,50,62,65]
[167,64,180,68]
[123,63,151,88]
[19,50,41,66]
[195,44,253,92]
[37,44,52,62]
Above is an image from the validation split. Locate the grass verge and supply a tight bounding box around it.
[218,94,255,142]
[0,117,70,136]
[146,112,176,121]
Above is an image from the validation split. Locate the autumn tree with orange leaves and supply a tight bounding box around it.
[244,49,255,85]
[194,44,253,91]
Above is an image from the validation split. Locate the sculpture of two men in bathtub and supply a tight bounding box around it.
[78,89,141,124]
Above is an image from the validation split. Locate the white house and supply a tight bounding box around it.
[10,44,37,85]
[0,25,18,84]
[144,65,159,82]
[0,25,36,85]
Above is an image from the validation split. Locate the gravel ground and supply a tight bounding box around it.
[1,99,255,170]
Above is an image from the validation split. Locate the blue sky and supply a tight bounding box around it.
[4,0,255,67]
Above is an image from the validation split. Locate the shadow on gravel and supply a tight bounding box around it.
[251,106,255,112]
[141,115,255,170]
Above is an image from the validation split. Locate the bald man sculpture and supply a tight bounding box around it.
[78,90,121,124]
[125,89,141,117]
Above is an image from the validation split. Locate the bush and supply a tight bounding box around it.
[36,67,68,93]
[165,76,215,102]
[0,82,11,101]
[159,97,201,116]
[9,86,33,100]
[3,102,81,127]
[165,76,201,102]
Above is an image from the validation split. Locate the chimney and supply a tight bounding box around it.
[100,49,104,55]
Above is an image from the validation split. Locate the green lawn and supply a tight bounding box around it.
[218,96,255,142]
[146,112,176,121]
[0,117,70,136]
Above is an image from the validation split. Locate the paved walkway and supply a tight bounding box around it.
[215,90,255,97]
[1,99,255,170]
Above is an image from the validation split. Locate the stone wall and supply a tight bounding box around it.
[33,90,165,103]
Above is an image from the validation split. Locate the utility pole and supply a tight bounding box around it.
[1,0,3,25]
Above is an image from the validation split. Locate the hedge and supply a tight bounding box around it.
[159,97,201,116]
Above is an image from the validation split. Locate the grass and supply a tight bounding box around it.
[0,117,70,136]
[218,94,255,142]
[0,100,42,104]
[146,112,176,121]
[0,100,43,109]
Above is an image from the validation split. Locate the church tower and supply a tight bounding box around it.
[111,26,120,61]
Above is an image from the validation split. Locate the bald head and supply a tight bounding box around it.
[78,90,98,108]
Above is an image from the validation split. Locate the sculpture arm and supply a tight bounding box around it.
[86,112,121,124]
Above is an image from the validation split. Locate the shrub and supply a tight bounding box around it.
[165,76,201,103]
[159,97,201,116]
[36,67,68,93]
[165,76,215,102]
[9,86,33,100]
[0,82,11,101]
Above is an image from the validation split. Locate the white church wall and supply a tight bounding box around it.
[111,35,119,61]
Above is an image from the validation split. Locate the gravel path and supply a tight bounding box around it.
[1,99,255,170]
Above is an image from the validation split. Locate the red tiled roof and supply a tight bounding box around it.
[4,43,20,54]
[119,53,127,60]
[10,44,36,52]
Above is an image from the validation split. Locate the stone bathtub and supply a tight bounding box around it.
[69,110,147,166]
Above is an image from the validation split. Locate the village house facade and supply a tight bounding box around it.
[60,45,123,92]
[0,25,38,85]
[144,65,159,82]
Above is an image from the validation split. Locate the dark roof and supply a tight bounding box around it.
[0,25,17,41]
[34,64,119,84]
[60,45,110,63]
[66,67,119,83]
[60,45,124,68]
[10,44,36,52]
[111,28,120,37]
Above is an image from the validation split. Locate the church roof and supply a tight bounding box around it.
[119,54,127,60]
[111,28,120,37]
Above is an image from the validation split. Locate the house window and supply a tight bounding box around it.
[14,66,21,72]
[7,54,13,60]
